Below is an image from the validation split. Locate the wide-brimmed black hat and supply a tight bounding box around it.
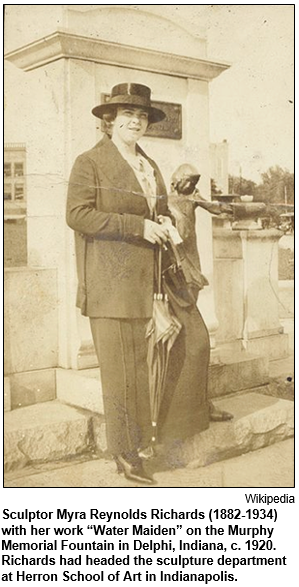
[92,83,166,125]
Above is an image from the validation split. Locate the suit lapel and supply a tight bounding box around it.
[92,135,167,216]
[95,136,145,197]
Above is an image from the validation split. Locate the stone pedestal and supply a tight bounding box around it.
[213,228,289,360]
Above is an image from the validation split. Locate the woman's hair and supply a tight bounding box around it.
[102,107,117,136]
[102,107,117,122]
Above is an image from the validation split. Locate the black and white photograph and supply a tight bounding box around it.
[4,4,294,490]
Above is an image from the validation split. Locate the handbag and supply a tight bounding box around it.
[161,241,200,307]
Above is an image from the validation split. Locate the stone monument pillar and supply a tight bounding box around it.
[5,5,229,409]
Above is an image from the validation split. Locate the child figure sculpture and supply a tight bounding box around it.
[168,164,233,423]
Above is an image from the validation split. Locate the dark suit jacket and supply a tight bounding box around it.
[66,135,169,318]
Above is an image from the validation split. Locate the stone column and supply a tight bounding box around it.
[22,59,95,370]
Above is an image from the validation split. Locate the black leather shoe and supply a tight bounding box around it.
[115,455,156,485]
[209,402,234,422]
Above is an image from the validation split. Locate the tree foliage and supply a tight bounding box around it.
[228,166,294,204]
[228,175,257,196]
[256,166,294,204]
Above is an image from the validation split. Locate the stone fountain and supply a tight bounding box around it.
[231,195,266,230]
[211,193,266,230]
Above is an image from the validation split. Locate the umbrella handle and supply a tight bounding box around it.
[154,209,164,297]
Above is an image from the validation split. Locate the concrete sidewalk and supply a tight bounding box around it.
[4,438,294,488]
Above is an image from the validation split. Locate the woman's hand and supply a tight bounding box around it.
[143,219,170,245]
[158,215,183,245]
[157,215,173,228]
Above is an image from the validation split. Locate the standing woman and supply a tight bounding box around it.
[66,84,172,484]
[66,83,211,484]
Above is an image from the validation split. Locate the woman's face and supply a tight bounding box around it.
[112,106,149,145]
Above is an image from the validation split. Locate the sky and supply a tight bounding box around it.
[140,4,294,183]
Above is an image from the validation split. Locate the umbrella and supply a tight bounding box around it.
[145,246,182,444]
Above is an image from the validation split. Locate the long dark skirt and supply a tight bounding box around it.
[158,300,210,443]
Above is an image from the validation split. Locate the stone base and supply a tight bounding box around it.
[8,369,56,410]
[160,392,294,469]
[209,350,269,398]
[4,400,106,472]
[245,332,289,361]
[56,367,103,413]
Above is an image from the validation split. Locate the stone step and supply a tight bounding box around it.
[159,392,294,469]
[56,368,103,413]
[208,350,269,398]
[4,392,294,474]
[3,401,104,472]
